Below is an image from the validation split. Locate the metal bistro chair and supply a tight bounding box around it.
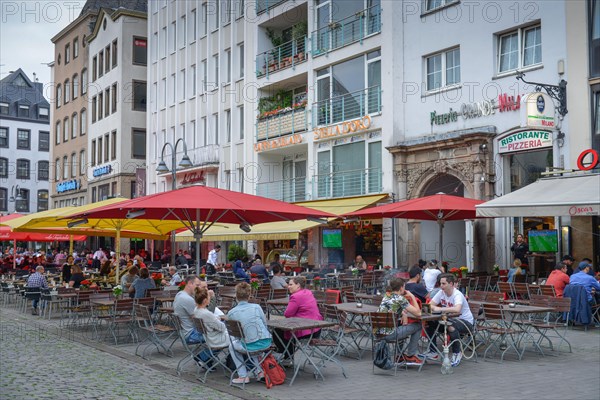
[134,304,176,360]
[225,319,272,389]
[482,303,524,362]
[323,304,365,360]
[368,311,406,376]
[530,297,572,354]
[193,317,232,383]
[171,314,206,376]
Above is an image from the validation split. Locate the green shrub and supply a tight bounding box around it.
[227,244,247,262]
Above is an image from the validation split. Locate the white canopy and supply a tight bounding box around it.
[476,173,600,217]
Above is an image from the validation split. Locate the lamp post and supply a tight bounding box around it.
[156,138,193,267]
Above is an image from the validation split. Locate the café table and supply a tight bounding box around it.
[409,311,462,370]
[267,317,344,385]
[266,297,289,318]
[355,293,383,304]
[334,302,379,355]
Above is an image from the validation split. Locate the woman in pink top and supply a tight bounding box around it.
[275,276,323,364]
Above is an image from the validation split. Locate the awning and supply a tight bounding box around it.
[476,173,600,217]
[175,193,389,242]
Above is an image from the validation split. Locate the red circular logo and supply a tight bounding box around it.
[577,149,599,171]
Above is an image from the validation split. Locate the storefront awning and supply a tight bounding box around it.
[175,193,389,242]
[476,173,600,217]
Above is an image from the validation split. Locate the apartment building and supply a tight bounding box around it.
[0,70,50,214]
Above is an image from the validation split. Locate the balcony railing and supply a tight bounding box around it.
[257,176,307,202]
[256,37,308,78]
[256,0,287,14]
[313,85,381,127]
[312,4,382,57]
[190,144,220,166]
[256,106,308,141]
[313,167,382,199]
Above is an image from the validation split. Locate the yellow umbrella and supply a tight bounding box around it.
[1,198,181,283]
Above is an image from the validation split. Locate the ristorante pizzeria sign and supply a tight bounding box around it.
[498,130,552,154]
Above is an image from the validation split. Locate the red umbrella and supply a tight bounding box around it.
[68,185,336,273]
[345,193,484,263]
[0,214,87,242]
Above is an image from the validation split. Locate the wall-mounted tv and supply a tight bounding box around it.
[528,229,558,252]
[322,228,342,248]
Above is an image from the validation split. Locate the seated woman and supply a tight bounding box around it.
[129,267,155,298]
[227,282,272,384]
[275,276,322,364]
[378,277,423,366]
[232,260,249,282]
[68,264,85,288]
[99,260,112,276]
[193,287,229,360]
[121,265,139,297]
[507,259,524,283]
[61,255,74,283]
[353,255,368,271]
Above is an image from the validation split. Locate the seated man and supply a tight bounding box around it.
[405,265,428,303]
[173,275,215,364]
[228,282,272,384]
[250,259,269,282]
[162,266,182,286]
[545,263,570,297]
[422,273,474,367]
[569,261,600,304]
[378,277,423,366]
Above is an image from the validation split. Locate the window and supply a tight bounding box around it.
[15,189,29,212]
[593,85,600,153]
[133,81,147,111]
[224,0,232,24]
[92,97,97,122]
[112,39,118,67]
[98,92,103,119]
[132,129,146,159]
[54,158,60,181]
[56,84,62,108]
[55,121,61,144]
[212,0,220,30]
[97,137,102,165]
[202,3,208,36]
[0,158,7,178]
[0,188,6,211]
[112,83,117,113]
[17,159,30,179]
[425,0,456,12]
[17,129,30,149]
[239,105,244,139]
[38,161,49,181]
[179,69,186,101]
[202,59,207,92]
[239,0,245,17]
[160,78,166,108]
[79,150,86,175]
[65,43,70,64]
[426,47,460,91]
[169,21,176,54]
[105,88,110,117]
[160,26,167,58]
[72,74,79,99]
[81,69,88,95]
[498,25,542,73]
[225,48,231,83]
[213,54,219,88]
[179,16,186,48]
[64,79,70,104]
[37,190,48,211]
[71,153,77,178]
[92,56,98,81]
[225,109,231,143]
[238,43,244,78]
[105,45,111,72]
[38,107,49,119]
[39,131,49,151]
[202,117,207,146]
[190,9,197,42]
[170,73,176,104]
[99,50,104,77]
[63,117,69,142]
[0,127,7,147]
[0,102,8,114]
[213,113,219,145]
[91,140,96,166]
[104,134,109,162]
[190,64,197,97]
[71,113,78,138]
[18,105,30,118]
[591,0,600,77]
[62,156,68,179]
[111,130,117,160]
[73,37,79,58]
[133,37,147,65]
[80,109,87,135]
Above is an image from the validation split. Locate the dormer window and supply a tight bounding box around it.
[39,107,49,119]
[18,105,30,118]
[0,102,8,115]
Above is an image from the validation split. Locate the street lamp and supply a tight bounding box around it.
[157,138,193,266]
[8,185,24,212]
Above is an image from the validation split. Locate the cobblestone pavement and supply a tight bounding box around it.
[1,305,599,400]
[0,308,257,400]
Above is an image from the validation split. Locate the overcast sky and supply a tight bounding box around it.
[0,1,84,89]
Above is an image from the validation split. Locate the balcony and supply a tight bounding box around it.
[257,176,307,202]
[313,167,382,199]
[256,106,308,142]
[256,0,287,14]
[312,4,382,57]
[313,85,381,127]
[190,144,220,166]
[256,37,308,78]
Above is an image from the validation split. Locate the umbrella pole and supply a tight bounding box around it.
[438,219,444,266]
[69,235,74,255]
[115,228,121,286]
[13,241,16,270]
[195,212,201,275]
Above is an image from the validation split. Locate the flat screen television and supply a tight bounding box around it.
[322,228,342,248]
[528,229,558,252]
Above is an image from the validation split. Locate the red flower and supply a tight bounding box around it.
[449,267,461,274]
[313,276,321,281]
[250,273,258,278]
[80,279,91,286]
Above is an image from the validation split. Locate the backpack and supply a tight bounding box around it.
[260,354,286,389]
[373,341,393,370]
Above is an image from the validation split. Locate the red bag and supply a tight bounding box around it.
[260,354,286,389]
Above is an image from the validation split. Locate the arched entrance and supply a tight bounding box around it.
[418,174,469,268]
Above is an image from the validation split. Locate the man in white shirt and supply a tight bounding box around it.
[421,273,474,367]
[205,244,221,275]
[422,260,442,292]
